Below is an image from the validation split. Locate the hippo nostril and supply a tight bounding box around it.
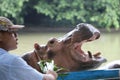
[92,32,100,40]
[95,33,100,39]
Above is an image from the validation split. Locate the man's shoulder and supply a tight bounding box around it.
[0,53,17,64]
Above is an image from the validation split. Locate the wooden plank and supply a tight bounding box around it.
[57,69,120,80]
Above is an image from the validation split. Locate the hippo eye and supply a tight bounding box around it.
[49,40,54,44]
[47,38,57,47]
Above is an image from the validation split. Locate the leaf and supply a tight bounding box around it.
[37,60,68,73]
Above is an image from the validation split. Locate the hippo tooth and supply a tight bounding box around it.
[93,52,101,58]
[88,51,92,58]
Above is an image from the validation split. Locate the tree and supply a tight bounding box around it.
[0,0,120,30]
[34,0,120,29]
[0,0,28,24]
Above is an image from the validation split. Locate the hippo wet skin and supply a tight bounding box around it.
[22,23,106,73]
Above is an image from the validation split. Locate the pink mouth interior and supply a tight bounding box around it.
[74,42,89,62]
[74,34,101,62]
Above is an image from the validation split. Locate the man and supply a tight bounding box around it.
[0,16,57,80]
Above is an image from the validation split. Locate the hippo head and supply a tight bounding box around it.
[23,23,106,72]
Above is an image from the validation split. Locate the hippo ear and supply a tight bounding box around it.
[34,43,41,50]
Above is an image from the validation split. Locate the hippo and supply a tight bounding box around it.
[22,23,106,73]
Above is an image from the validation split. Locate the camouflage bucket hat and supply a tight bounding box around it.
[0,16,24,31]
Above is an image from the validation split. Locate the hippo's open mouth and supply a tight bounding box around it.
[74,34,101,62]
[72,34,107,69]
[63,23,107,65]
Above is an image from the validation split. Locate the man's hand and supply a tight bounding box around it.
[43,70,58,80]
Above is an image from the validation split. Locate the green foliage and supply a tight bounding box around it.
[37,60,67,73]
[89,0,120,30]
[0,0,28,24]
[34,0,120,29]
[0,0,120,29]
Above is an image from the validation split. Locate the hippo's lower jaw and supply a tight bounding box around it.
[72,44,107,70]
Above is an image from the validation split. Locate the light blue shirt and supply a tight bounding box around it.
[0,48,43,80]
